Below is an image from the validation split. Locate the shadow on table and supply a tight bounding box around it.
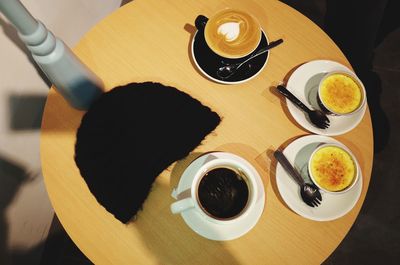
[38,92,84,132]
[4,216,92,265]
[8,94,47,131]
[0,153,45,265]
[134,143,291,264]
[184,23,210,82]
[132,152,242,265]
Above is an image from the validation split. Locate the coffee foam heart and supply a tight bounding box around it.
[204,9,261,58]
[217,22,241,42]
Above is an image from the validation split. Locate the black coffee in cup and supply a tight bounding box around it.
[197,167,249,220]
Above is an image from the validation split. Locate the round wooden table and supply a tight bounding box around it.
[41,0,373,264]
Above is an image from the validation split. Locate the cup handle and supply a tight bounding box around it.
[170,197,195,214]
[195,15,208,31]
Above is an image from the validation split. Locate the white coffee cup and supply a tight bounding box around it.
[170,154,259,225]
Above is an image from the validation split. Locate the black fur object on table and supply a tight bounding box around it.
[74,82,221,223]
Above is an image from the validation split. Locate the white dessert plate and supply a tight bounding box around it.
[285,60,367,136]
[276,135,363,221]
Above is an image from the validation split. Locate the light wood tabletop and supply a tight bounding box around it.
[40,0,373,264]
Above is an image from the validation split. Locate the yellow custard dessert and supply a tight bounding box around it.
[310,146,356,192]
[320,73,362,114]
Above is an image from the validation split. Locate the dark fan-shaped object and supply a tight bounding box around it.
[75,82,221,223]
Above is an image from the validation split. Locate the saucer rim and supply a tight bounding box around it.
[191,30,270,85]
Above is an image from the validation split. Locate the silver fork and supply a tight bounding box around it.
[276,85,330,129]
[274,150,322,207]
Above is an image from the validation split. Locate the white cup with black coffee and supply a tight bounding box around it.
[170,157,258,224]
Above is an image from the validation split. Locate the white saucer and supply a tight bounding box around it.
[276,135,363,221]
[286,60,367,136]
[171,152,265,240]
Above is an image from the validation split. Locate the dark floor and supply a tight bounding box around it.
[39,1,400,264]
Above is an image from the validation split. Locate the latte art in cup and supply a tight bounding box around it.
[204,9,262,58]
[217,22,241,42]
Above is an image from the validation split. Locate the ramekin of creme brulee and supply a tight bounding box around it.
[317,71,366,116]
[308,143,359,194]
